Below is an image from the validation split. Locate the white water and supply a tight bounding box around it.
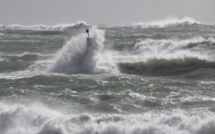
[114,37,215,63]
[49,26,119,74]
[0,102,215,134]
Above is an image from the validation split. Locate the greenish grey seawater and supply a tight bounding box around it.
[0,19,215,134]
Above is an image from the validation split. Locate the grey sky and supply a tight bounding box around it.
[0,0,214,25]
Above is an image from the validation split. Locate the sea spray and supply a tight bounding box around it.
[48,26,119,74]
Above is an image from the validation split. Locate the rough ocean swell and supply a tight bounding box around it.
[0,17,215,134]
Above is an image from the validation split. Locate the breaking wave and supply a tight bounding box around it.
[116,37,215,76]
[132,17,201,28]
[130,37,215,62]
[0,21,88,31]
[0,102,215,134]
[113,37,215,66]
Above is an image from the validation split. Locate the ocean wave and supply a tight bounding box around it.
[0,63,50,79]
[0,54,50,76]
[132,17,201,28]
[0,52,53,63]
[0,21,88,31]
[0,60,31,73]
[0,102,214,134]
[110,37,215,76]
[119,58,215,76]
[113,37,215,66]
[130,37,215,62]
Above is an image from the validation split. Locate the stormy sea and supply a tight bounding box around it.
[0,17,215,134]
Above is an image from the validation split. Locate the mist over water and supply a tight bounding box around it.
[0,18,215,134]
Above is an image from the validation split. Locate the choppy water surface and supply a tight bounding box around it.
[0,18,215,134]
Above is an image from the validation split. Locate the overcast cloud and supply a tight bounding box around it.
[0,0,214,25]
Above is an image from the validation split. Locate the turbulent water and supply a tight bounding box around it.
[1,17,215,134]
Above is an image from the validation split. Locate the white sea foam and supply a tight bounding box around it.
[0,102,215,134]
[132,17,200,29]
[48,26,119,74]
